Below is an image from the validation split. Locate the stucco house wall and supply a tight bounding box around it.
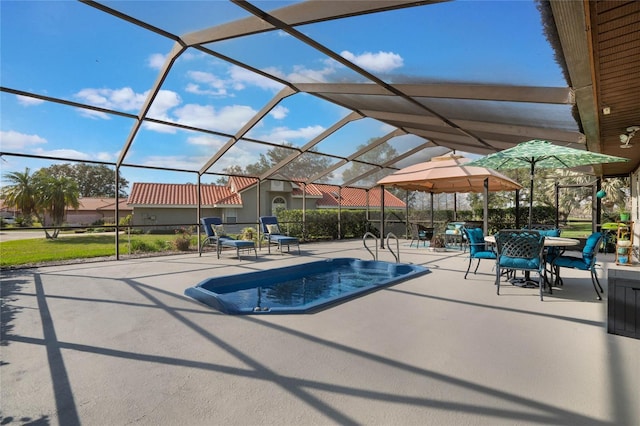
[126,179,405,232]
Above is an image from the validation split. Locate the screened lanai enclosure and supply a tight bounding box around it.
[2,1,639,256]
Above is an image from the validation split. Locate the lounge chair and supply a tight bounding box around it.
[200,217,257,260]
[259,216,300,254]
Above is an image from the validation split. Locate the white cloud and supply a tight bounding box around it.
[142,155,206,171]
[96,151,118,162]
[187,134,227,147]
[185,71,229,97]
[173,104,257,133]
[340,50,404,73]
[260,125,325,143]
[185,83,229,97]
[148,90,181,120]
[269,105,289,120]
[16,95,45,106]
[229,66,284,91]
[74,87,146,112]
[287,64,336,83]
[31,148,91,161]
[0,130,47,150]
[148,53,166,70]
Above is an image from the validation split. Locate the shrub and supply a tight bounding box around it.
[119,214,133,226]
[173,227,193,251]
[129,239,158,253]
[240,227,256,241]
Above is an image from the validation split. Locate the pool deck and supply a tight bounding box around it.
[1,239,638,425]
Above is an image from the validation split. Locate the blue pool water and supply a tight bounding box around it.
[185,258,430,314]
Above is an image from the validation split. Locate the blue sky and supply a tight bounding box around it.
[0,0,568,190]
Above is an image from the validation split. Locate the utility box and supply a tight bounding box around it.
[608,267,640,339]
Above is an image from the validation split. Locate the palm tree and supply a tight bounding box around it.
[1,167,38,224]
[35,174,80,238]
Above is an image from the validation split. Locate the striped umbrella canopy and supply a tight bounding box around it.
[467,139,629,227]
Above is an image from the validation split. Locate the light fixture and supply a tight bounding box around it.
[619,125,640,149]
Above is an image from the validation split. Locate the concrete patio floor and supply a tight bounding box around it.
[1,239,638,425]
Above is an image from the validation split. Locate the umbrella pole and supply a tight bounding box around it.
[529,162,534,229]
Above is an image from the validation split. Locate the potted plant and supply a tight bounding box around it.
[619,208,631,222]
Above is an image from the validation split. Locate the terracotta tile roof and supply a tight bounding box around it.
[312,184,405,209]
[127,182,404,209]
[291,182,323,197]
[77,197,132,211]
[128,183,242,207]
[229,176,258,192]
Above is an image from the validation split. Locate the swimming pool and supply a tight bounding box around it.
[185,258,430,314]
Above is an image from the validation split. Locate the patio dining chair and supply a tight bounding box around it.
[462,227,496,279]
[495,229,546,301]
[409,223,433,248]
[524,226,562,284]
[551,232,604,300]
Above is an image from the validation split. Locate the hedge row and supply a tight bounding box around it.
[276,206,558,240]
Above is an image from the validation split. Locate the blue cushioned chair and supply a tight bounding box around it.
[525,227,561,284]
[462,227,496,279]
[200,217,257,260]
[495,230,546,300]
[551,232,604,300]
[259,216,300,254]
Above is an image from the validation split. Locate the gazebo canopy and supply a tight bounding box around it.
[377,154,522,194]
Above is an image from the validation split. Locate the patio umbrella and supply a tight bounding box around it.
[466,139,629,228]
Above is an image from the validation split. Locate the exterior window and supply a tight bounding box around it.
[225,209,237,223]
[272,196,286,214]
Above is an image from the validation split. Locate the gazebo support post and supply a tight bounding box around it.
[430,192,434,228]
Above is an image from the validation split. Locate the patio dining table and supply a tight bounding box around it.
[484,235,580,248]
[484,235,580,289]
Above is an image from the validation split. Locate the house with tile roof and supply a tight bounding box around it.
[66,197,133,226]
[127,177,405,229]
[1,197,132,226]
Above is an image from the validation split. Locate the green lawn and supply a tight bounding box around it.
[0,233,197,267]
[560,221,594,238]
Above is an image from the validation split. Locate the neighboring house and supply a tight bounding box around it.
[127,178,405,229]
[1,197,132,225]
[65,197,133,226]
